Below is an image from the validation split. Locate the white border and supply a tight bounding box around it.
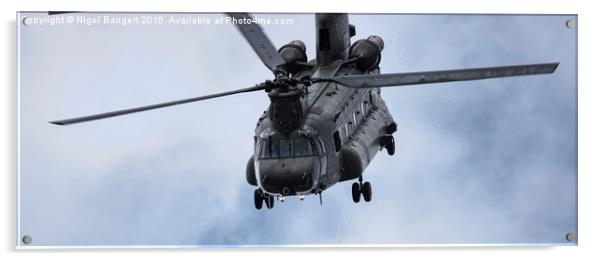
[3,0,601,261]
[13,10,579,250]
[15,11,21,249]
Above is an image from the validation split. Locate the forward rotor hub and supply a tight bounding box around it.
[263,75,312,93]
[264,76,310,135]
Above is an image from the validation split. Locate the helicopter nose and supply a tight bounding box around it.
[258,157,316,195]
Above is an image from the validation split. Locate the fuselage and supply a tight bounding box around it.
[245,13,396,197]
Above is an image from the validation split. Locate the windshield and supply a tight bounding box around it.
[258,137,317,159]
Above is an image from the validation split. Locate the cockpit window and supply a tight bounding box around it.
[280,139,293,158]
[294,138,314,157]
[259,137,317,159]
[269,139,279,157]
[259,140,270,158]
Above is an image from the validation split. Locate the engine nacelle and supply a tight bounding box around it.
[349,35,384,71]
[278,40,308,74]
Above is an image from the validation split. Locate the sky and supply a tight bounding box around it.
[17,13,577,246]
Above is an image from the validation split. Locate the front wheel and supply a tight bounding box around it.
[254,189,263,209]
[352,182,361,203]
[362,182,372,202]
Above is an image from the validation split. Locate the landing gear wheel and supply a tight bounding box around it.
[264,195,275,209]
[254,189,263,210]
[382,134,395,156]
[386,136,395,155]
[362,182,372,202]
[386,122,398,134]
[352,182,361,203]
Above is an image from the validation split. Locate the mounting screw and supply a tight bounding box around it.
[565,19,575,29]
[565,232,575,242]
[22,17,33,26]
[22,235,32,245]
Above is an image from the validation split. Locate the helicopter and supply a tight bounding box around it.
[49,12,559,210]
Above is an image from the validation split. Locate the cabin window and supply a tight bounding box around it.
[333,131,342,152]
[344,124,349,137]
[361,102,366,116]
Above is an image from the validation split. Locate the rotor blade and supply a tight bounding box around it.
[314,63,559,88]
[226,13,285,73]
[50,84,266,126]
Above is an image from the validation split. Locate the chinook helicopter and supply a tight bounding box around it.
[50,12,558,210]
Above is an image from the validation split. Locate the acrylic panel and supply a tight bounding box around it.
[17,12,577,247]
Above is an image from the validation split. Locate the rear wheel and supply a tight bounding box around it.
[254,189,263,209]
[352,182,361,203]
[362,182,372,202]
